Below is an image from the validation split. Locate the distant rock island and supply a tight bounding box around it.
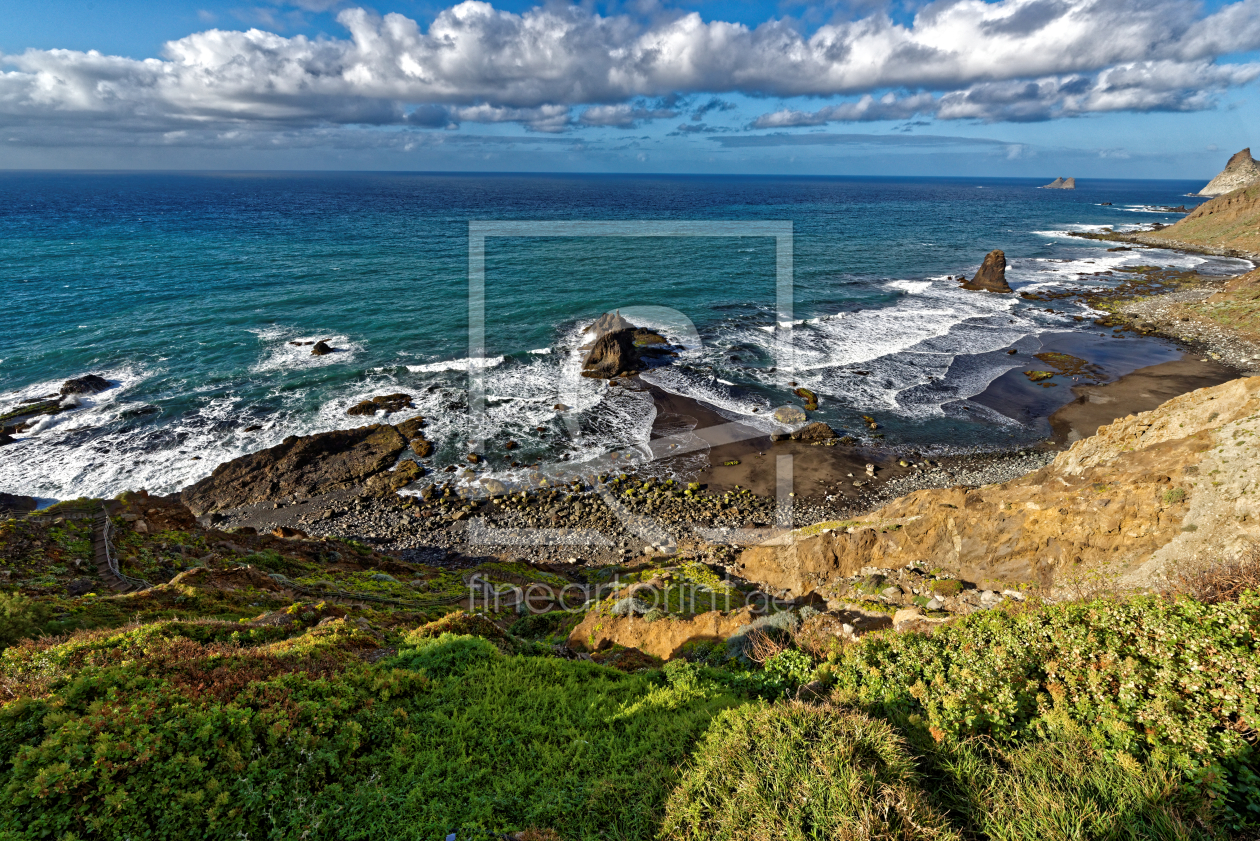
[1041,177,1076,189]
[1197,148,1260,196]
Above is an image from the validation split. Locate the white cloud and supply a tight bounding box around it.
[0,0,1258,143]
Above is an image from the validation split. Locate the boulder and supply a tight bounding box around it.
[959,250,1012,293]
[582,328,640,378]
[180,424,408,514]
[0,492,37,516]
[773,405,807,425]
[569,607,757,659]
[311,341,334,356]
[793,422,838,441]
[59,374,111,397]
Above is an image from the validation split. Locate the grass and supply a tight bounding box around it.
[3,506,1260,839]
[661,702,958,841]
[0,629,741,840]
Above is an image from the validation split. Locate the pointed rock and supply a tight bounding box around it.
[1198,148,1260,196]
[959,250,1012,293]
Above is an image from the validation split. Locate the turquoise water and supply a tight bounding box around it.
[0,172,1249,499]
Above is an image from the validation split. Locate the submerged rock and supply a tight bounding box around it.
[347,393,414,416]
[959,250,1012,293]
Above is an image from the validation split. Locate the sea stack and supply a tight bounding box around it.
[1042,177,1076,189]
[959,250,1012,293]
[1197,148,1260,196]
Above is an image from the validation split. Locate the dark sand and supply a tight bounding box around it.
[646,383,922,501]
[644,341,1242,502]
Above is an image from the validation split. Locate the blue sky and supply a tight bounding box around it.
[1,0,1259,176]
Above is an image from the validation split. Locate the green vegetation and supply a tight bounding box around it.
[2,501,1259,839]
[661,703,956,841]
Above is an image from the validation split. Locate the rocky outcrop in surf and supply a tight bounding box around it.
[582,329,641,378]
[346,393,414,416]
[580,314,674,379]
[737,375,1260,600]
[180,423,421,514]
[59,374,111,397]
[585,310,635,342]
[1198,148,1260,197]
[959,250,1012,293]
[1041,177,1076,189]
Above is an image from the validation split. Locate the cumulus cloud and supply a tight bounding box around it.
[1,0,1259,143]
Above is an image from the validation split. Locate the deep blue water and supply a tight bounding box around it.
[0,172,1249,499]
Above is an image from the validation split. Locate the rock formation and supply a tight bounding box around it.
[59,374,111,397]
[959,250,1012,293]
[346,393,414,416]
[737,376,1260,599]
[582,329,639,378]
[0,492,37,516]
[181,423,416,514]
[585,310,635,342]
[311,341,333,356]
[1197,148,1260,196]
[1042,177,1076,189]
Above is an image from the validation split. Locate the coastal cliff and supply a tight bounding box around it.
[1198,147,1260,196]
[1136,181,1260,259]
[738,375,1260,599]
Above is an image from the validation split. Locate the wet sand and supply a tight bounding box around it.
[1049,356,1239,444]
[644,344,1243,503]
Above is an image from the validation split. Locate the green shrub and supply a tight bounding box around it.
[830,594,1260,827]
[394,633,499,677]
[760,649,815,696]
[660,702,957,840]
[508,610,573,640]
[936,736,1215,841]
[0,631,740,840]
[0,593,50,651]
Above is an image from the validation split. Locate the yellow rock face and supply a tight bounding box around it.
[738,376,1260,598]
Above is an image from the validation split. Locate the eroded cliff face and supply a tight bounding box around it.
[738,376,1260,599]
[1198,148,1260,197]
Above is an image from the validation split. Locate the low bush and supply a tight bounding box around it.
[1178,545,1260,605]
[830,593,1260,827]
[0,627,740,840]
[936,735,1215,840]
[0,593,49,651]
[660,702,958,841]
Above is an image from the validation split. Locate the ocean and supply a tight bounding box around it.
[0,171,1249,502]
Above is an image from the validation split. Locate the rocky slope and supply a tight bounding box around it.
[1135,181,1260,259]
[1197,147,1260,196]
[737,376,1260,599]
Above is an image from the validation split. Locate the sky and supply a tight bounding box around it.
[1,0,1259,177]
